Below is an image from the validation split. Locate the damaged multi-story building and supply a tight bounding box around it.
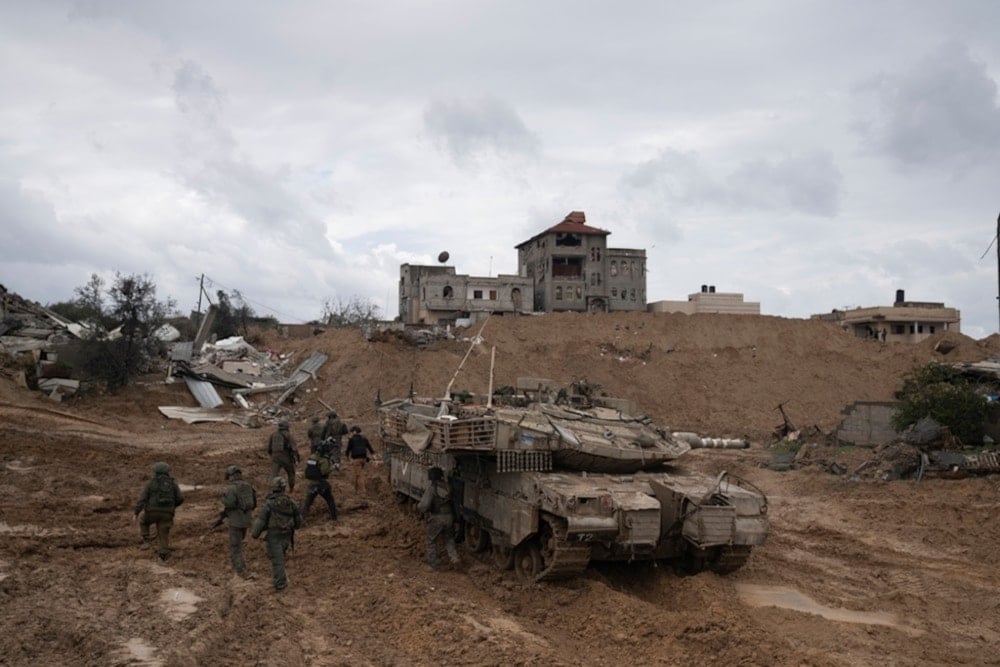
[399,211,647,325]
[811,289,961,343]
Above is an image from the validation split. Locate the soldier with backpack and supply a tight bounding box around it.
[211,465,257,577]
[301,441,338,523]
[321,410,348,469]
[133,462,184,561]
[252,477,302,591]
[267,420,299,493]
[306,416,325,451]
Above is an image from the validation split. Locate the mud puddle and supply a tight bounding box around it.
[160,587,203,621]
[736,583,923,636]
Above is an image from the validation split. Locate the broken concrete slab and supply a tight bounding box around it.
[157,406,260,428]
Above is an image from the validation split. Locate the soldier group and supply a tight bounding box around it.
[132,411,380,592]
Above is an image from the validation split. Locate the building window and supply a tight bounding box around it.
[917,324,924,334]
[489,290,497,300]
[929,325,935,334]
[556,233,581,247]
[473,289,483,299]
[576,286,583,299]
[630,261,636,275]
[590,247,601,261]
[610,261,618,277]
[892,325,905,335]
[630,288,636,301]
[443,285,453,298]
[552,256,583,278]
[555,286,563,300]
[611,287,618,298]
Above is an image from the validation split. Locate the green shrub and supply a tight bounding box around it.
[891,362,990,445]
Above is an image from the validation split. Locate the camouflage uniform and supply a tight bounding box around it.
[301,443,338,522]
[219,465,257,576]
[321,411,348,469]
[134,462,184,561]
[417,468,460,570]
[306,417,325,451]
[268,422,299,492]
[251,478,302,591]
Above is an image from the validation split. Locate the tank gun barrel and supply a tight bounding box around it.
[672,432,749,449]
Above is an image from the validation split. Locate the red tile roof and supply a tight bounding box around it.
[515,211,610,248]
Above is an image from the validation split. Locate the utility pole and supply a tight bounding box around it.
[195,273,205,327]
[996,212,1000,332]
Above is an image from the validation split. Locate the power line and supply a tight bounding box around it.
[201,276,311,324]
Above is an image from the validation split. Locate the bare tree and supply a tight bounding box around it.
[321,295,381,328]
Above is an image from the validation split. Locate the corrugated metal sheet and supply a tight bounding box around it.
[289,351,328,384]
[184,377,223,409]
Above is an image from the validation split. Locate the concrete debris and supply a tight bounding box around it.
[163,334,327,428]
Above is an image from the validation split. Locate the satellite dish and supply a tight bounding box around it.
[438,251,450,263]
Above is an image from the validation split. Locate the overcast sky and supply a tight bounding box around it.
[3,1,1000,336]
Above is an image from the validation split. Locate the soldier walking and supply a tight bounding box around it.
[267,420,299,492]
[417,467,461,571]
[252,477,302,591]
[344,425,375,493]
[301,440,338,523]
[133,462,184,561]
[306,416,325,451]
[321,411,348,470]
[212,465,257,577]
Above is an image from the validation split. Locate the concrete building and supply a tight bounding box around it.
[398,264,532,325]
[812,289,960,343]
[648,285,761,315]
[515,211,646,313]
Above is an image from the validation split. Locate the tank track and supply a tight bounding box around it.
[708,545,752,574]
[536,521,591,582]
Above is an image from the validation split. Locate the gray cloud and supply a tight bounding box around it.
[622,149,842,217]
[423,96,540,165]
[853,42,1000,169]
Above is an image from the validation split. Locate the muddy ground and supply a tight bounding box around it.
[1,312,998,666]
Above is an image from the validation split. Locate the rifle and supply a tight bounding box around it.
[209,510,226,531]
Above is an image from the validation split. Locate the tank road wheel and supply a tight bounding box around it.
[514,541,543,582]
[465,523,490,554]
[491,541,514,571]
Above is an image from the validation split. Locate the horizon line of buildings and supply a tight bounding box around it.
[397,211,961,344]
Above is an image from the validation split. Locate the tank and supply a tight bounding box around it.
[378,378,768,581]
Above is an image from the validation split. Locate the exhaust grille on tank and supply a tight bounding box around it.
[496,450,552,473]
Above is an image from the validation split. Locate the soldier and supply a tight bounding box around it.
[267,420,299,492]
[251,477,302,591]
[344,425,375,493]
[133,462,184,561]
[306,416,325,452]
[417,467,460,571]
[301,440,338,524]
[211,465,257,577]
[321,410,348,469]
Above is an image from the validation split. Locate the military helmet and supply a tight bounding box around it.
[278,420,289,430]
[327,411,337,418]
[311,416,320,423]
[428,466,444,481]
[152,462,170,475]
[224,465,241,479]
[271,476,287,491]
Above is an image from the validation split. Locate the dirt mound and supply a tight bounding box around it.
[2,312,999,665]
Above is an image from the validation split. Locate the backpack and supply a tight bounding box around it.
[148,476,175,509]
[268,430,289,455]
[235,481,256,512]
[268,495,297,531]
[304,455,331,481]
